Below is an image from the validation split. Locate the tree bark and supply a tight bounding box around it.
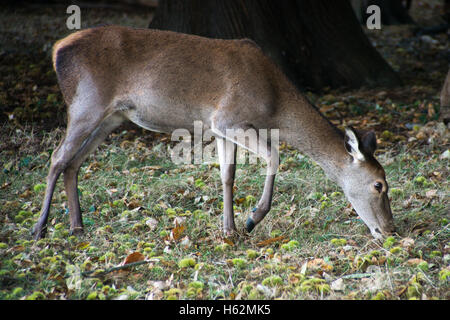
[440,69,450,124]
[149,0,401,91]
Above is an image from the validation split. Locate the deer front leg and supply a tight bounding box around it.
[211,117,279,234]
[245,142,278,232]
[216,137,238,236]
[246,173,276,232]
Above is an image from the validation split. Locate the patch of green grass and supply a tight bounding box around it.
[0,123,448,300]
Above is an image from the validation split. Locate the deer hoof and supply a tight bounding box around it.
[32,224,46,240]
[245,218,255,233]
[70,227,84,236]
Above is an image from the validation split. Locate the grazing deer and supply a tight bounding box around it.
[33,25,395,240]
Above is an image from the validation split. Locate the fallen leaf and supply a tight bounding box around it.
[440,150,449,160]
[77,242,90,250]
[173,216,186,226]
[122,252,145,265]
[6,245,24,253]
[19,189,33,199]
[396,286,407,297]
[223,237,235,246]
[427,103,435,118]
[400,237,415,249]
[307,258,333,272]
[411,221,429,234]
[170,223,185,241]
[256,236,285,247]
[180,236,191,248]
[300,261,308,275]
[1,182,11,189]
[320,105,335,113]
[120,140,133,149]
[406,258,426,266]
[425,189,437,198]
[331,278,345,291]
[125,198,141,209]
[145,218,158,231]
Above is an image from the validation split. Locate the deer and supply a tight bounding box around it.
[33,25,395,241]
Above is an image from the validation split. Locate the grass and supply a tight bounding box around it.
[0,122,448,300]
[0,0,448,301]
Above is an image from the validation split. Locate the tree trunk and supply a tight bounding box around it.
[440,69,450,124]
[148,0,401,91]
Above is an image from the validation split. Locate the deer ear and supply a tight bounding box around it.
[344,127,365,162]
[360,131,377,156]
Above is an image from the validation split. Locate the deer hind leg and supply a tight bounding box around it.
[33,97,112,239]
[63,113,124,236]
[216,137,237,236]
[211,119,279,234]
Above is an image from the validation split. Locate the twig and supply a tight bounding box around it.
[64,259,154,279]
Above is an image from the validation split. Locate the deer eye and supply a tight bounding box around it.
[374,181,383,193]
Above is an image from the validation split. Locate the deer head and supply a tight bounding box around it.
[338,127,395,239]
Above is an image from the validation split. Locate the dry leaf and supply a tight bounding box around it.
[307,258,333,272]
[120,140,133,149]
[320,105,335,113]
[6,245,24,253]
[86,161,101,172]
[406,258,425,266]
[125,198,141,209]
[145,218,158,231]
[331,278,345,291]
[284,204,296,217]
[1,182,11,189]
[158,201,168,209]
[427,103,435,118]
[223,237,235,246]
[256,235,285,247]
[180,236,191,249]
[425,189,437,198]
[122,252,145,265]
[400,237,415,249]
[173,216,186,226]
[171,223,185,241]
[396,286,407,297]
[77,242,90,250]
[19,189,33,199]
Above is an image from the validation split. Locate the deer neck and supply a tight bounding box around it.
[275,93,348,184]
